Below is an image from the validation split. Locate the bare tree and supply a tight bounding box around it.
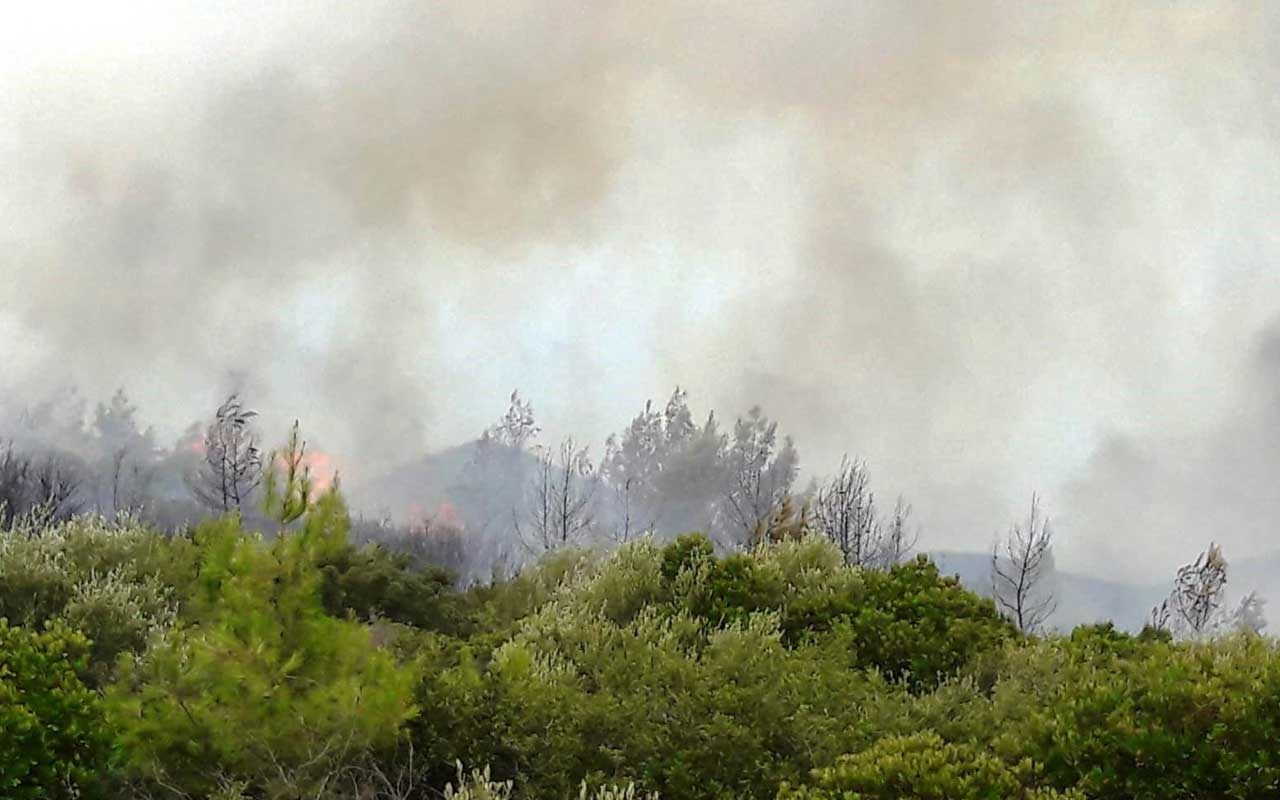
[516,437,597,553]
[108,446,127,514]
[482,390,540,450]
[721,407,798,548]
[0,443,31,528]
[30,453,85,523]
[0,444,85,526]
[1150,543,1230,639]
[105,445,156,516]
[188,394,263,514]
[991,494,1057,633]
[812,456,881,566]
[877,495,919,569]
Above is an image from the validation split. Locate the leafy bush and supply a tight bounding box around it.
[0,515,187,683]
[107,495,419,798]
[991,635,1280,798]
[778,732,1079,800]
[664,537,1015,688]
[6,505,1280,800]
[317,540,462,632]
[414,536,1002,800]
[0,620,113,799]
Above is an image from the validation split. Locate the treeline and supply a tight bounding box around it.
[0,387,1267,635]
[0,387,918,582]
[3,386,1270,633]
[3,476,1280,798]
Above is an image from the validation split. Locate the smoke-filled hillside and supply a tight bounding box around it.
[5,5,1280,796]
[5,2,1280,589]
[1,383,1272,632]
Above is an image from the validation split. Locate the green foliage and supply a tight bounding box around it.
[0,620,113,799]
[0,515,189,683]
[988,635,1280,799]
[778,732,1080,800]
[317,540,461,632]
[414,536,1011,800]
[7,507,1280,800]
[846,556,1017,687]
[107,494,419,798]
[659,532,714,582]
[261,420,314,526]
[664,537,1015,688]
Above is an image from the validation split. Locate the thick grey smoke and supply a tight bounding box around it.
[2,2,1279,578]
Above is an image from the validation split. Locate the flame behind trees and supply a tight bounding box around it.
[262,421,316,527]
[188,394,263,514]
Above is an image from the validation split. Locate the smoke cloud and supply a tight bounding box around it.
[2,1,1279,579]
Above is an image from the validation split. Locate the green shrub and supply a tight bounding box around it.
[413,537,979,800]
[777,732,1079,800]
[0,620,113,799]
[661,537,1014,689]
[317,540,462,632]
[107,495,419,798]
[0,515,187,683]
[995,635,1280,799]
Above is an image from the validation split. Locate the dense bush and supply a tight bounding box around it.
[778,732,1080,800]
[0,515,188,684]
[107,495,419,798]
[987,635,1280,799]
[4,505,1280,800]
[409,536,1014,800]
[0,620,112,799]
[317,540,462,632]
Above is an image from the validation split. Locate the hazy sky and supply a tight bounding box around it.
[3,2,1279,580]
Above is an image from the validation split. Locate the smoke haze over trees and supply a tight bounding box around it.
[4,3,1280,583]
[7,7,1280,795]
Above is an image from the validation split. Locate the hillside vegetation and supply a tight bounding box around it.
[3,490,1280,799]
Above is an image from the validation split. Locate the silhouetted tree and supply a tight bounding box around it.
[721,406,798,548]
[1231,590,1268,636]
[516,437,596,553]
[991,494,1057,633]
[30,453,85,523]
[0,443,31,528]
[601,397,666,542]
[189,394,263,513]
[877,495,919,569]
[482,390,540,450]
[1151,543,1230,639]
[90,389,158,515]
[813,456,880,567]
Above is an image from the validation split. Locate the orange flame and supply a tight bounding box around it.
[276,449,337,494]
[407,500,465,532]
[435,501,464,530]
[303,450,336,493]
